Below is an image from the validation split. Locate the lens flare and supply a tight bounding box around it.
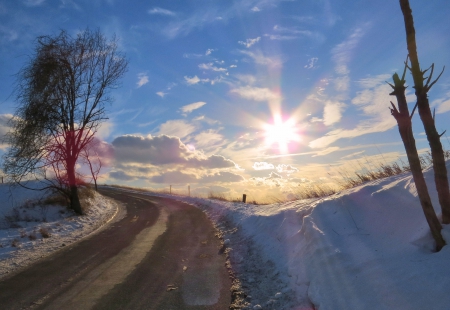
[264,114,301,153]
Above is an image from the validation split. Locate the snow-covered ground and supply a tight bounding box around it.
[119,162,450,310]
[0,182,118,280]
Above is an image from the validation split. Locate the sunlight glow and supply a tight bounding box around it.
[264,114,301,153]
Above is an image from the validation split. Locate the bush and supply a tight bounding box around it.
[39,227,51,238]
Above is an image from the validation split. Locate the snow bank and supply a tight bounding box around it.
[0,183,118,279]
[127,163,450,309]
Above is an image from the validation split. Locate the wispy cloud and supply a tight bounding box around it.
[156,91,167,98]
[198,62,227,72]
[149,7,176,16]
[238,37,261,48]
[309,74,397,150]
[136,73,149,88]
[251,6,260,12]
[304,57,318,69]
[179,101,206,115]
[24,0,45,6]
[230,86,281,103]
[240,50,283,68]
[158,119,197,139]
[323,100,345,126]
[331,25,368,91]
[184,75,210,85]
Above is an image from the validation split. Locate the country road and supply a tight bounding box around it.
[0,188,232,309]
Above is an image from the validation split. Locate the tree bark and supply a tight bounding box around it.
[399,0,450,223]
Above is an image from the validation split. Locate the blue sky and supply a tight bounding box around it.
[1,0,450,199]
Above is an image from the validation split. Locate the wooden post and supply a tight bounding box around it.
[188,185,190,197]
[170,185,172,194]
[243,194,247,203]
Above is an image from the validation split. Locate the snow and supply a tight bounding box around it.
[0,182,118,280]
[117,162,450,309]
[3,164,450,309]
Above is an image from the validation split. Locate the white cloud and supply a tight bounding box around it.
[158,119,197,139]
[264,34,297,40]
[112,134,237,170]
[323,100,345,126]
[198,62,227,72]
[205,48,215,55]
[180,101,206,115]
[230,86,281,104]
[136,73,149,88]
[251,6,260,12]
[184,75,210,85]
[238,37,261,48]
[156,91,167,98]
[304,57,318,69]
[309,80,396,150]
[148,7,176,16]
[240,50,283,68]
[230,64,237,68]
[253,162,275,170]
[432,91,450,114]
[276,164,298,173]
[24,0,45,6]
[194,130,225,149]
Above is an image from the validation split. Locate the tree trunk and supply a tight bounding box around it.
[67,154,83,215]
[390,73,445,251]
[399,0,450,223]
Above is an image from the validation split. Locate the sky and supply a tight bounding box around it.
[1,0,450,200]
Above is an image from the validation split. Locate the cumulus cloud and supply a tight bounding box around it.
[149,7,176,16]
[158,119,197,139]
[230,86,281,103]
[112,134,237,169]
[156,91,167,98]
[253,162,275,170]
[200,171,244,183]
[267,172,282,179]
[238,37,261,48]
[136,73,149,88]
[0,114,12,149]
[205,48,215,55]
[150,170,197,184]
[276,164,298,174]
[179,101,206,115]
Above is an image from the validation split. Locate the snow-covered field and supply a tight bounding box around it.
[0,182,118,280]
[124,162,450,310]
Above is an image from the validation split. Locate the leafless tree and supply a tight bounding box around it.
[399,0,450,223]
[389,59,445,250]
[3,29,127,214]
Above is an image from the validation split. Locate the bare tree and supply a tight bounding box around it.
[3,29,127,214]
[389,59,445,250]
[399,0,450,223]
[81,137,106,192]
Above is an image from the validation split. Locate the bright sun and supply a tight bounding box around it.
[264,114,301,153]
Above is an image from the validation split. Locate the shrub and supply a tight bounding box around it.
[39,227,51,238]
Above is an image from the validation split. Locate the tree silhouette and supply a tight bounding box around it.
[3,29,127,214]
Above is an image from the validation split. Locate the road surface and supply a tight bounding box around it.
[0,188,232,309]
